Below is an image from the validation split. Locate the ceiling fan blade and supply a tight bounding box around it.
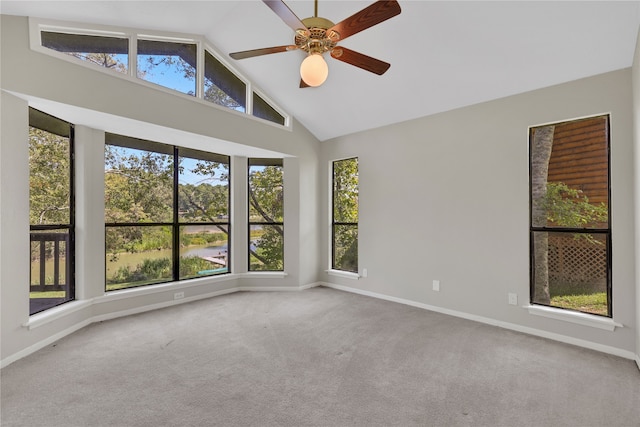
[327,1,401,42]
[330,47,390,75]
[229,45,298,60]
[263,0,310,36]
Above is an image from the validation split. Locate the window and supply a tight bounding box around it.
[137,39,197,96]
[35,22,289,125]
[204,50,246,112]
[105,134,229,291]
[29,108,75,315]
[253,92,285,126]
[529,115,611,317]
[332,158,358,272]
[41,31,128,74]
[248,159,284,271]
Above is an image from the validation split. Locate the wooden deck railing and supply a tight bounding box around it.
[30,232,70,293]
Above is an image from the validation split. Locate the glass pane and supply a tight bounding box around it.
[532,231,608,316]
[180,225,229,279]
[531,116,609,229]
[137,39,196,95]
[249,164,283,223]
[29,126,70,225]
[41,31,128,74]
[253,93,285,125]
[333,158,359,224]
[178,156,229,223]
[249,225,284,271]
[30,229,72,315]
[204,50,246,112]
[105,144,173,223]
[333,225,358,272]
[106,226,173,291]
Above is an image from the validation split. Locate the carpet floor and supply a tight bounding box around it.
[2,287,639,426]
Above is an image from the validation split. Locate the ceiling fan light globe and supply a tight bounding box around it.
[300,54,328,87]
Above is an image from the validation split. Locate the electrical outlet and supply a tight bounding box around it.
[174,291,184,300]
[508,293,518,305]
[432,280,440,292]
[362,268,368,278]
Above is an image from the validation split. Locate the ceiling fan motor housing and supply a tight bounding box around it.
[296,17,339,55]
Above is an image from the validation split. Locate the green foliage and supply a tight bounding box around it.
[333,159,358,224]
[249,165,284,270]
[29,127,70,225]
[108,257,172,285]
[543,182,607,228]
[550,292,607,316]
[250,226,283,271]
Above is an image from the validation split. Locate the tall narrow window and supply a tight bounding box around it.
[105,134,230,291]
[29,108,74,315]
[248,159,284,271]
[332,158,358,272]
[41,31,128,74]
[178,149,230,279]
[137,39,197,95]
[529,115,611,317]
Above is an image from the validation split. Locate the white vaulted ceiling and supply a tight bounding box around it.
[2,1,639,141]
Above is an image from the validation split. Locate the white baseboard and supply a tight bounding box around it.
[1,318,92,369]
[2,282,321,369]
[635,355,640,371]
[320,282,637,361]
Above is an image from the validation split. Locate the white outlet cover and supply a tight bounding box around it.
[432,280,440,291]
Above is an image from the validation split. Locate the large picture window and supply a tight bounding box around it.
[29,108,75,315]
[332,158,358,273]
[529,115,611,317]
[248,159,284,271]
[105,134,229,291]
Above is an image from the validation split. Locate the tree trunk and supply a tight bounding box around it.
[531,125,554,305]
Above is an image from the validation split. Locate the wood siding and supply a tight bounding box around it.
[547,116,609,205]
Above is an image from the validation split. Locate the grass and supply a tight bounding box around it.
[30,291,65,299]
[549,285,608,316]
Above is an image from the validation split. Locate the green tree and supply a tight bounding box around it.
[29,127,70,225]
[249,164,284,270]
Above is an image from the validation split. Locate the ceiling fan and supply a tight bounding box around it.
[229,0,401,88]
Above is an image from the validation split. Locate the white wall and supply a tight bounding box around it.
[0,15,321,366]
[321,69,636,356]
[633,24,640,368]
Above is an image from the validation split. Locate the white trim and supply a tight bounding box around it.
[238,271,288,279]
[2,282,319,368]
[525,304,622,331]
[100,273,238,303]
[320,282,636,361]
[22,300,92,330]
[635,354,640,371]
[2,318,93,369]
[327,269,360,280]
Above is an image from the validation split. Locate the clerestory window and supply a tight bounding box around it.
[529,115,611,317]
[332,158,359,273]
[35,21,287,126]
[29,108,75,315]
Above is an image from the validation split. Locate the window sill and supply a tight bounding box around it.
[327,269,360,280]
[239,271,288,279]
[99,273,238,302]
[525,305,623,331]
[23,300,93,330]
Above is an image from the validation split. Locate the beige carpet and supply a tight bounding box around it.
[2,287,639,426]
